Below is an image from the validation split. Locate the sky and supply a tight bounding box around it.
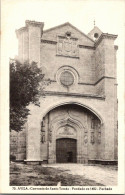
[1,0,125,105]
[2,0,125,57]
[1,0,125,95]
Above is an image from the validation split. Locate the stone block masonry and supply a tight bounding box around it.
[11,20,118,164]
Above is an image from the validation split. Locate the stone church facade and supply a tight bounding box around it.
[10,20,118,164]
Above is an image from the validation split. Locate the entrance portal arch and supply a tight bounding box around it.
[41,101,103,124]
[40,104,102,164]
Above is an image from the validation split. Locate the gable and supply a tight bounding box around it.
[42,22,94,47]
[88,26,102,41]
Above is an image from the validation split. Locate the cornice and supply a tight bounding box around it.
[41,39,95,50]
[78,82,94,86]
[51,76,116,86]
[41,34,118,49]
[25,20,44,28]
[101,33,118,39]
[95,33,118,47]
[79,76,116,86]
[79,45,95,50]
[95,76,116,85]
[45,91,105,100]
[41,39,57,44]
[56,54,79,59]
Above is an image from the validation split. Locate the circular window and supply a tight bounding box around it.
[94,33,99,38]
[60,71,74,86]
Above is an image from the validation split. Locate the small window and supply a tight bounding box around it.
[66,31,71,38]
[94,33,99,38]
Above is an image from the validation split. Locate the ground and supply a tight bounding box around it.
[10,162,117,186]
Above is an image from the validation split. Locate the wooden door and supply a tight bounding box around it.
[56,138,77,163]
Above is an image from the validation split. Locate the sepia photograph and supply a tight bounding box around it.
[0,0,125,194]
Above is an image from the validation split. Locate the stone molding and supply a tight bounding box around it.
[95,76,116,85]
[51,76,116,86]
[48,114,84,163]
[79,45,95,50]
[78,82,94,85]
[25,20,44,28]
[41,37,117,51]
[41,34,117,50]
[50,115,84,131]
[95,33,118,47]
[41,101,104,125]
[41,38,95,51]
[56,54,79,59]
[55,65,79,86]
[41,39,57,44]
[79,76,116,85]
[45,91,105,99]
[88,160,118,165]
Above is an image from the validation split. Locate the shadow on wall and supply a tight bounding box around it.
[10,154,16,161]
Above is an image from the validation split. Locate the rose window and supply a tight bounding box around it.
[60,71,74,86]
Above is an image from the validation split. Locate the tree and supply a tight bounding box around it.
[10,59,50,132]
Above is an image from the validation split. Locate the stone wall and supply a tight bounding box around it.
[10,129,26,160]
[10,130,18,159]
[14,20,118,163]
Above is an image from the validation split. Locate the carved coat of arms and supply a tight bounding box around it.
[57,35,79,57]
[64,39,72,52]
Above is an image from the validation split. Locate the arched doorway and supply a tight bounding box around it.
[56,138,77,163]
[40,104,102,164]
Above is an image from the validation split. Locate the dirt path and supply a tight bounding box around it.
[43,164,117,186]
[10,162,107,186]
